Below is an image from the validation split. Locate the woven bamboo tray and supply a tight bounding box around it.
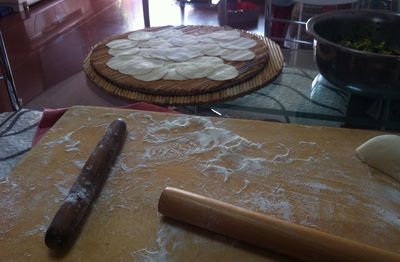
[84,26,284,105]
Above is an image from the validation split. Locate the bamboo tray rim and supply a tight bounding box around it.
[84,27,284,106]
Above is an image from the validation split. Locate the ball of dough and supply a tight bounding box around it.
[356,134,400,181]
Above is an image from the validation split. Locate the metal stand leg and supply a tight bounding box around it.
[180,0,185,25]
[294,3,304,49]
[264,0,272,37]
[0,31,21,111]
[218,0,228,26]
[22,1,29,13]
[142,0,150,28]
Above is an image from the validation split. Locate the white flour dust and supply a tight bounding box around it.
[129,113,267,182]
[299,181,342,194]
[54,177,72,198]
[43,126,84,149]
[132,224,184,262]
[0,177,22,240]
[73,160,85,169]
[42,123,108,155]
[64,185,91,204]
[266,141,327,164]
[65,141,80,152]
[235,179,250,194]
[243,187,293,221]
[131,222,229,261]
[368,204,400,228]
[24,224,46,236]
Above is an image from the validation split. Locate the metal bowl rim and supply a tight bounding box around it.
[306,9,400,59]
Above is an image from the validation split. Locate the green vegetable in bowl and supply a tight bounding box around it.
[338,38,400,56]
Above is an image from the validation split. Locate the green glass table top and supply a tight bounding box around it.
[184,50,400,131]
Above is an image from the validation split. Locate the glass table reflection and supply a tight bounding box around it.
[177,49,400,131]
[25,48,400,131]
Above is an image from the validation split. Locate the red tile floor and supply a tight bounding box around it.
[0,0,266,112]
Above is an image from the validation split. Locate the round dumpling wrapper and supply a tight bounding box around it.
[221,49,255,61]
[207,64,238,81]
[138,48,155,59]
[106,55,141,70]
[185,43,222,56]
[138,38,173,48]
[202,44,225,56]
[176,63,215,79]
[169,35,199,46]
[133,67,168,81]
[106,39,138,49]
[164,65,188,80]
[148,48,172,60]
[166,48,202,62]
[156,28,184,40]
[119,64,153,76]
[146,47,200,62]
[197,35,218,43]
[219,37,257,50]
[189,56,224,65]
[108,47,140,56]
[208,30,241,41]
[128,31,157,41]
[118,58,164,75]
[184,45,206,53]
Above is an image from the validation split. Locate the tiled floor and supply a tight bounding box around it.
[0,0,265,112]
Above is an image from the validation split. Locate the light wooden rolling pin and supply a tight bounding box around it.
[158,187,400,262]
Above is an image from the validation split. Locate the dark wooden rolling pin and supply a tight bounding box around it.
[158,187,400,262]
[45,119,127,249]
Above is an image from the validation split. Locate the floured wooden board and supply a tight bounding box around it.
[1,106,399,261]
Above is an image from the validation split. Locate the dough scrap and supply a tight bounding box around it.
[356,134,400,181]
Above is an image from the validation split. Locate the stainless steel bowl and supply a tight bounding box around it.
[306,10,400,97]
